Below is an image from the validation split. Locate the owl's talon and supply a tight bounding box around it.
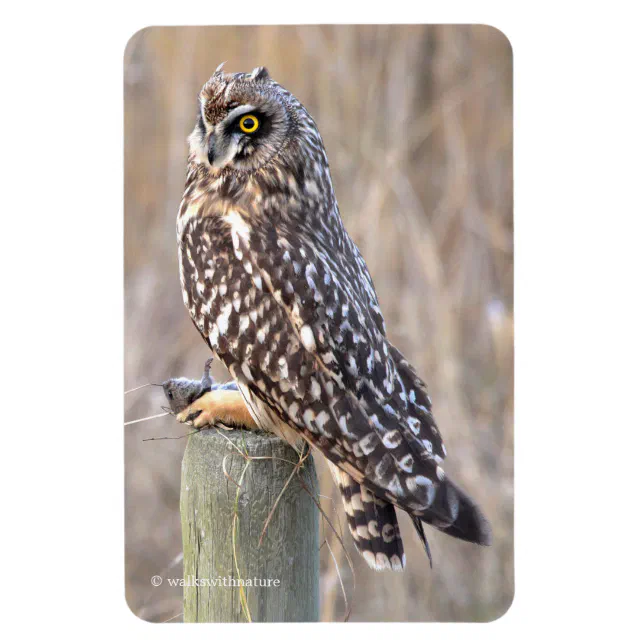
[174,389,258,430]
[176,404,210,427]
[185,410,202,424]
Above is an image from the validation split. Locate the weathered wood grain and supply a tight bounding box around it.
[180,427,319,622]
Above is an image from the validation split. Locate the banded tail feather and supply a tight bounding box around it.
[329,464,405,571]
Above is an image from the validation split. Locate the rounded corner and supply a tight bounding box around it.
[476,23,514,58]
[124,590,159,625]
[124,25,156,64]
[485,587,515,623]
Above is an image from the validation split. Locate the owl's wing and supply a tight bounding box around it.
[222,219,490,545]
[250,226,446,457]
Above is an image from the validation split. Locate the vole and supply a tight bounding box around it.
[161,357,238,415]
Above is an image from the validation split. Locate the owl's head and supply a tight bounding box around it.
[188,65,299,174]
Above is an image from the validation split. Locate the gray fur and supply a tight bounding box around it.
[162,357,237,414]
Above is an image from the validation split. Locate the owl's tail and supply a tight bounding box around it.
[420,476,492,546]
[329,464,406,571]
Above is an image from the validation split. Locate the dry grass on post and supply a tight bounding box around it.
[180,426,320,622]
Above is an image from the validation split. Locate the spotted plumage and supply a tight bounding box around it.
[176,66,491,570]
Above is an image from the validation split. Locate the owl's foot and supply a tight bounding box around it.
[175,388,258,430]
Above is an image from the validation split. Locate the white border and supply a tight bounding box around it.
[3,1,643,641]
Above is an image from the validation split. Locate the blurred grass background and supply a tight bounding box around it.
[124,24,513,622]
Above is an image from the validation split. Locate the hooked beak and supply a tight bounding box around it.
[205,130,240,169]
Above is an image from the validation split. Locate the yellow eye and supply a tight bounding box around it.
[239,114,259,133]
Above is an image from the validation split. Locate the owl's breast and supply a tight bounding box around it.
[177,206,243,346]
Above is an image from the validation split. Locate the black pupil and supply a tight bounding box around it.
[243,117,255,130]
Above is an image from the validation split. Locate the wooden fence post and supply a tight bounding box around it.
[180,427,320,622]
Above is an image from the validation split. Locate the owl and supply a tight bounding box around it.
[175,64,491,571]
